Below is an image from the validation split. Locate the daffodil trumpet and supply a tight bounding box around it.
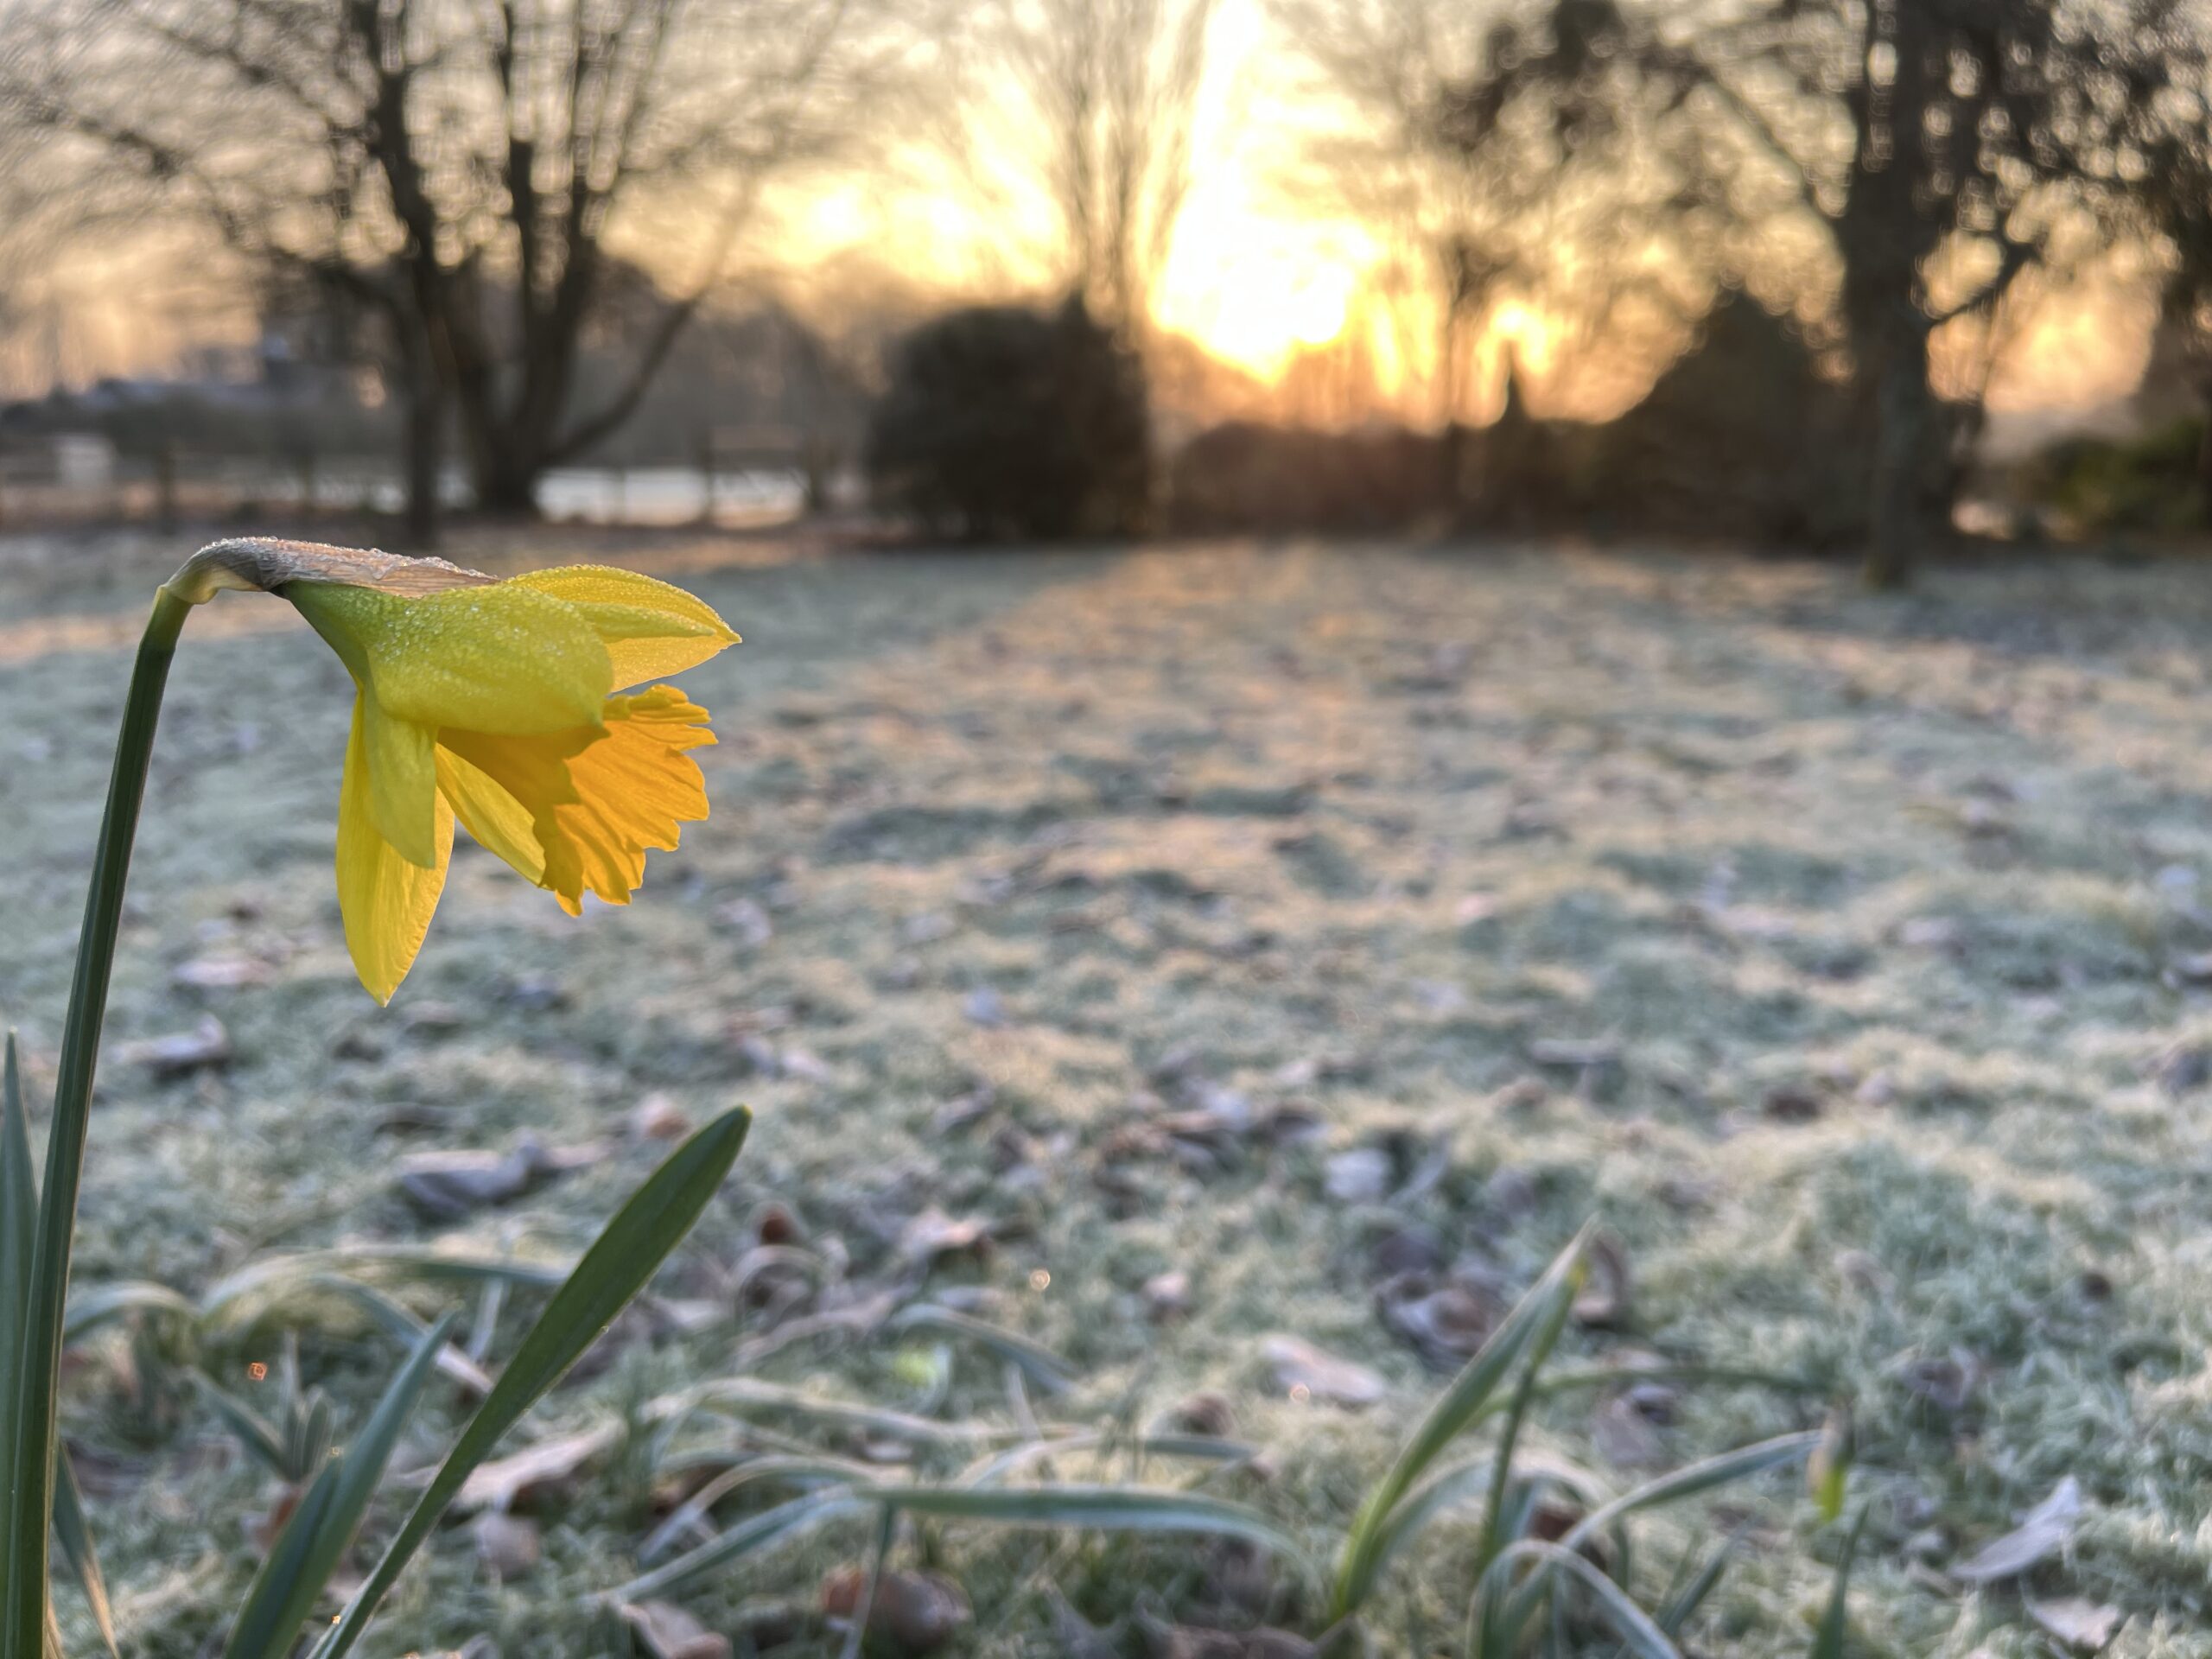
[163,537,741,1002]
[2,539,741,1659]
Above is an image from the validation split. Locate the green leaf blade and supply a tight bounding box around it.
[3,1033,47,1656]
[6,595,188,1659]
[310,1104,751,1659]
[867,1482,1305,1561]
[620,1488,871,1601]
[196,1376,290,1479]
[1466,1540,1684,1659]
[51,1445,118,1659]
[886,1305,1076,1392]
[221,1312,456,1659]
[1332,1224,1591,1619]
[1809,1506,1870,1659]
[62,1282,196,1345]
[1559,1432,1821,1557]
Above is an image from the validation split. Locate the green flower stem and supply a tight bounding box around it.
[3,586,191,1659]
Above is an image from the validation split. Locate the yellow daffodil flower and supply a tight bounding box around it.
[163,539,739,1001]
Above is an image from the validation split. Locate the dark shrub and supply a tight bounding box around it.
[2018,416,2206,534]
[865,297,1149,539]
[1166,297,1965,549]
[1166,422,1446,533]
[1473,294,1967,550]
[1575,294,1868,543]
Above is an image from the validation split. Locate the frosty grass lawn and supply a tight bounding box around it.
[4,528,2212,1656]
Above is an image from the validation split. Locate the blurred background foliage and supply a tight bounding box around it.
[1,1,2211,582]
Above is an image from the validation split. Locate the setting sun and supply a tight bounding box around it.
[1485,302,1555,372]
[1155,205,1369,383]
[1186,261,1351,378]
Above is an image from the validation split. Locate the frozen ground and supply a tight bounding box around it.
[5,528,2212,1656]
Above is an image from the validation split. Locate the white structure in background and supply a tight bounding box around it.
[50,432,117,488]
[0,429,118,489]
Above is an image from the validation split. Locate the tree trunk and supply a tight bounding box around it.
[399,350,444,550]
[153,441,178,535]
[471,451,543,517]
[455,377,551,517]
[431,282,551,518]
[1863,317,1931,590]
[2196,387,2212,528]
[1837,0,1938,590]
[802,436,832,514]
[1439,419,1468,520]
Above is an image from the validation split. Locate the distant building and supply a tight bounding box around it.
[0,430,118,487]
[51,432,116,487]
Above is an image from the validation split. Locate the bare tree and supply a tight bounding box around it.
[1273,0,1736,483]
[3,0,927,535]
[1694,0,2193,583]
[1281,0,2192,582]
[965,0,1220,334]
[2127,43,2212,524]
[1271,0,1497,424]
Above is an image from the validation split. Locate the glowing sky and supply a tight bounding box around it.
[2,0,2162,424]
[1149,0,1363,379]
[1136,0,2155,417]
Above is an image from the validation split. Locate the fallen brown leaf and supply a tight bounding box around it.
[1162,1389,1237,1438]
[898,1207,994,1269]
[1761,1085,1825,1123]
[1954,1477,2083,1582]
[1592,1392,1666,1468]
[1323,1147,1392,1205]
[1260,1335,1385,1408]
[822,1565,971,1652]
[620,1599,734,1659]
[1572,1232,1632,1329]
[1527,1036,1619,1071]
[396,1135,603,1221]
[2030,1596,2123,1652]
[1148,1624,1316,1659]
[629,1092,692,1141]
[1144,1269,1192,1320]
[470,1510,541,1580]
[115,1015,232,1080]
[1376,1272,1505,1370]
[169,955,272,991]
[455,1422,620,1513]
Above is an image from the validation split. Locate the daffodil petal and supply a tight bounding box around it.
[359,699,440,868]
[337,694,454,1003]
[439,686,714,915]
[435,742,546,884]
[545,686,715,908]
[435,724,590,906]
[289,580,613,735]
[511,566,740,689]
